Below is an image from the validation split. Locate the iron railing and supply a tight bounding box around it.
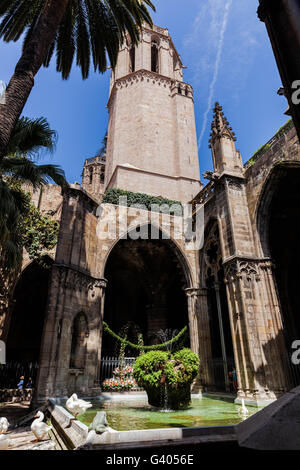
[100,356,136,382]
[0,361,38,389]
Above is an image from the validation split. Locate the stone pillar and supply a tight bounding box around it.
[214,282,230,392]
[224,258,290,405]
[185,287,214,392]
[258,0,300,141]
[196,287,214,390]
[95,279,107,386]
[35,265,107,403]
[185,288,200,355]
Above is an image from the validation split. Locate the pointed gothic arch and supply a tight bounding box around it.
[101,224,191,356]
[6,257,53,364]
[257,162,300,385]
[69,312,89,369]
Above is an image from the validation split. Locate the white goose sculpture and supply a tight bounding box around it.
[238,399,249,419]
[0,417,11,450]
[31,411,52,442]
[66,393,92,418]
[0,417,9,434]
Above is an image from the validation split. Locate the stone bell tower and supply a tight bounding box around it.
[105,25,202,203]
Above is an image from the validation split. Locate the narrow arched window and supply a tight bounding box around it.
[69,313,89,369]
[89,167,93,184]
[129,45,135,73]
[151,40,159,73]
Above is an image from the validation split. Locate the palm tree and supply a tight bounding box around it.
[0,0,155,160]
[0,116,67,271]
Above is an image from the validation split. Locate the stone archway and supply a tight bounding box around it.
[6,259,53,364]
[101,226,191,356]
[257,164,300,385]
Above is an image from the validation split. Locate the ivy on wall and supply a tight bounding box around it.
[246,119,294,168]
[11,182,59,267]
[22,202,59,265]
[102,188,183,216]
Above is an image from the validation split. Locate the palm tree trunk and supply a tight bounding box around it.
[0,0,70,160]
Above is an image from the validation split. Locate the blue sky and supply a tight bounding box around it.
[0,0,288,184]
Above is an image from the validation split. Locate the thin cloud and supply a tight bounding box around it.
[197,0,233,149]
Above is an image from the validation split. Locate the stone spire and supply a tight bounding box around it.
[208,102,243,176]
[209,102,236,147]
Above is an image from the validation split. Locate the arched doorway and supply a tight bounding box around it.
[5,259,52,386]
[101,227,190,357]
[258,165,300,385]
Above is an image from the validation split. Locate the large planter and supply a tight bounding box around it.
[145,383,191,409]
[133,348,200,410]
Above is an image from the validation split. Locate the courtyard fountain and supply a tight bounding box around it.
[56,323,260,444]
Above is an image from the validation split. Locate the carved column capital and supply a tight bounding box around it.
[223,257,260,283]
[54,264,107,296]
[184,287,202,298]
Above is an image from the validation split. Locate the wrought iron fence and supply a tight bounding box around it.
[100,356,136,382]
[0,361,38,389]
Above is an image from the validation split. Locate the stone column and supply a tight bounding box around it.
[94,279,107,386]
[224,258,290,405]
[196,287,214,390]
[214,282,230,392]
[185,288,200,355]
[185,287,214,392]
[258,0,300,141]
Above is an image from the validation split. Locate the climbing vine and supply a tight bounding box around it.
[102,188,183,216]
[103,321,188,351]
[22,203,59,265]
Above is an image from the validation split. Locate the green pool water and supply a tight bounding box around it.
[75,396,261,430]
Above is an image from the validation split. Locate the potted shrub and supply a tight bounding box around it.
[133,348,200,409]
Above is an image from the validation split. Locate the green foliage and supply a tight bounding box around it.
[103,321,188,351]
[133,350,168,388]
[0,0,155,80]
[102,188,183,216]
[133,348,200,389]
[246,119,294,168]
[0,116,65,272]
[21,200,59,264]
[6,116,57,159]
[1,181,59,269]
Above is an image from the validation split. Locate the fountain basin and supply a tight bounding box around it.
[48,393,262,450]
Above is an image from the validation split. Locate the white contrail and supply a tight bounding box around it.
[198,0,233,149]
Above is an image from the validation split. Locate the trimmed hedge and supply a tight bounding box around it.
[133,348,200,409]
[102,188,183,216]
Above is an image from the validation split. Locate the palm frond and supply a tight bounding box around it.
[56,2,76,80]
[6,116,57,158]
[0,157,67,189]
[0,0,155,79]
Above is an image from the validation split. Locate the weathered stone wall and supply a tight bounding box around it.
[244,124,300,257]
[34,184,204,401]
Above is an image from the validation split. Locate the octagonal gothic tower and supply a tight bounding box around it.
[104,25,202,203]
